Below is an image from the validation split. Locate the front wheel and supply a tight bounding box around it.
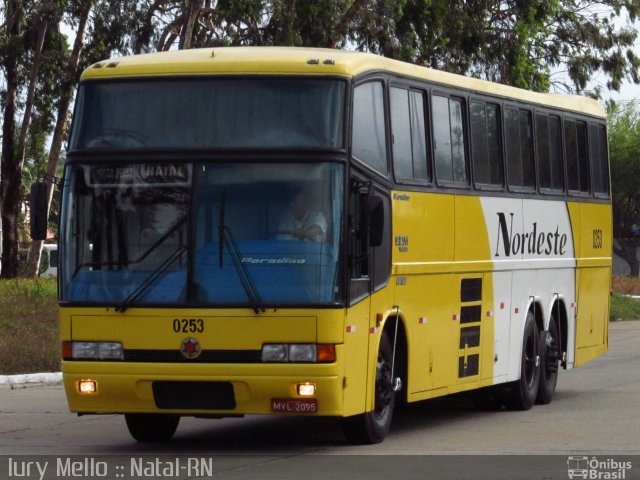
[125,414,180,442]
[506,312,540,411]
[342,333,396,444]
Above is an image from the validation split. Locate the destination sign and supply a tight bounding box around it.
[87,164,191,186]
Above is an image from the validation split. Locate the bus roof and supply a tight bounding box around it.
[82,46,605,118]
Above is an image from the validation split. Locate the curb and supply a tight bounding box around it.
[0,372,62,390]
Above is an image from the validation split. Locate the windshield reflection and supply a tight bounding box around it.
[193,163,343,305]
[60,162,344,307]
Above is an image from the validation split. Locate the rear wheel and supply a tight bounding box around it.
[125,414,180,442]
[342,333,396,444]
[536,315,560,405]
[506,312,540,411]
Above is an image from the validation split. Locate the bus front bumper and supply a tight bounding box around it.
[62,360,344,417]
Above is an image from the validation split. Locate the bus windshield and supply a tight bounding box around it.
[69,78,345,150]
[60,162,344,307]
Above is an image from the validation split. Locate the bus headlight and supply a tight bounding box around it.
[97,342,124,360]
[261,344,335,363]
[288,344,316,362]
[261,344,288,362]
[63,341,124,361]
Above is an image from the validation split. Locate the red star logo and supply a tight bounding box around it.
[180,337,201,359]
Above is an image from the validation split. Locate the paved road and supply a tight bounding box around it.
[1,321,639,479]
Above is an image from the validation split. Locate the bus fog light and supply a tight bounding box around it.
[289,344,316,362]
[78,380,97,394]
[262,344,288,362]
[297,383,316,396]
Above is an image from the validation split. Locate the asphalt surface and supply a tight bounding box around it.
[1,321,638,479]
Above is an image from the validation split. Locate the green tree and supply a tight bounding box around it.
[608,101,640,276]
[127,1,640,96]
[26,0,138,277]
[1,0,69,278]
[1,0,28,278]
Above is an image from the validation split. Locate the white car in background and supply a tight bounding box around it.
[40,244,58,278]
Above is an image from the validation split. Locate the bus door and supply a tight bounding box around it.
[343,177,392,415]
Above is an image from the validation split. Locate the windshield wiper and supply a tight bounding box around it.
[75,216,188,273]
[115,245,187,313]
[218,193,264,314]
[106,215,189,312]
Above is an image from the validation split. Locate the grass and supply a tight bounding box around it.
[0,278,59,375]
[610,293,640,321]
[0,276,639,375]
[610,276,640,321]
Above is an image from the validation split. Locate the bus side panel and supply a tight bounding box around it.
[392,191,456,398]
[569,202,611,367]
[342,299,370,416]
[454,196,494,388]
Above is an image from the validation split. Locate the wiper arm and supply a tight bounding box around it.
[218,193,264,314]
[115,245,186,313]
[75,216,188,274]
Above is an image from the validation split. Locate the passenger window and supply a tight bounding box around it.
[391,87,430,182]
[505,107,534,189]
[565,119,590,193]
[470,101,502,186]
[536,113,563,191]
[590,123,609,196]
[353,82,388,174]
[433,94,467,184]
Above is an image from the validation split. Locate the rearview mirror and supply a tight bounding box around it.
[30,183,48,241]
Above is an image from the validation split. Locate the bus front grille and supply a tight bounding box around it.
[152,381,236,410]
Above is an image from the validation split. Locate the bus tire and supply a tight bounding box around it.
[342,332,395,444]
[125,414,180,442]
[536,315,560,405]
[506,312,540,411]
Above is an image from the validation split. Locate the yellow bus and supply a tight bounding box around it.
[52,47,611,444]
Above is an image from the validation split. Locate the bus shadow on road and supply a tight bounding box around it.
[95,395,494,454]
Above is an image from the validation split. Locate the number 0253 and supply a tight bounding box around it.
[173,318,204,333]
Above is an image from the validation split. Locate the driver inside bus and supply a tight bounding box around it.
[277,189,327,242]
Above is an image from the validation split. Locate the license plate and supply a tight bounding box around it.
[271,398,317,414]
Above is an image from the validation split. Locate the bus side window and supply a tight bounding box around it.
[590,123,609,196]
[390,87,430,182]
[505,106,535,190]
[565,118,590,193]
[470,101,503,187]
[433,94,467,185]
[536,113,564,191]
[352,82,388,175]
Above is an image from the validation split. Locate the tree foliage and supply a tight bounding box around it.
[127,1,640,94]
[608,101,640,275]
[2,0,640,278]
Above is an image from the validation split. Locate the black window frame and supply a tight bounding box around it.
[351,79,390,179]
[431,90,470,188]
[469,98,504,190]
[389,84,431,185]
[589,122,610,198]
[504,105,536,192]
[534,110,565,195]
[564,116,591,196]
